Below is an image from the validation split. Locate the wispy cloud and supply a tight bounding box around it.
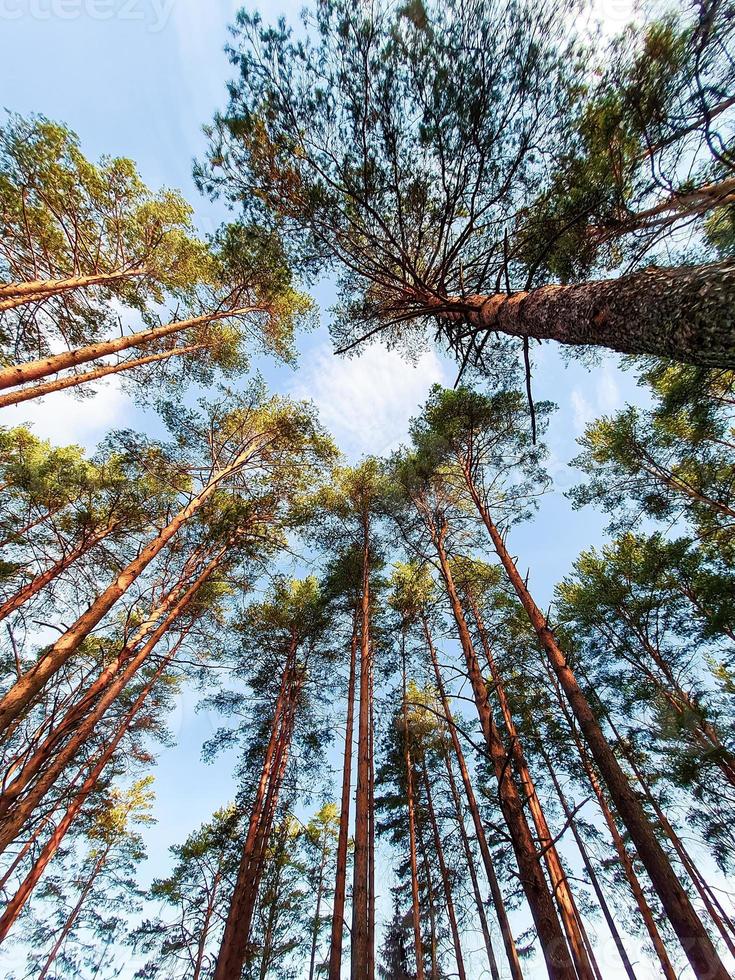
[569,363,623,435]
[289,341,450,460]
[2,380,131,453]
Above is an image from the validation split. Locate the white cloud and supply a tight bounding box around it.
[1,379,132,453]
[289,341,450,459]
[570,389,594,435]
[598,364,622,414]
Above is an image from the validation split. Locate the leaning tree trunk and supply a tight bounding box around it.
[429,523,577,980]
[328,611,358,980]
[351,517,374,980]
[0,634,182,942]
[537,740,639,980]
[0,306,255,390]
[468,592,598,980]
[0,442,259,734]
[421,757,467,980]
[0,267,148,310]
[465,481,730,980]
[426,260,735,368]
[422,615,524,980]
[442,746,501,980]
[0,343,204,409]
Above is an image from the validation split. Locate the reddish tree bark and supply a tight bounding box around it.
[422,616,523,980]
[0,267,148,309]
[0,306,255,391]
[464,483,730,980]
[402,636,425,980]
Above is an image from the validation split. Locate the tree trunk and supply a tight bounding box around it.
[594,692,735,958]
[0,519,120,623]
[0,636,180,942]
[422,615,524,980]
[428,260,735,368]
[0,441,260,733]
[308,835,329,980]
[0,547,220,817]
[0,560,212,854]
[328,610,358,980]
[540,656,682,980]
[37,842,113,980]
[193,869,222,980]
[537,741,639,980]
[214,653,303,980]
[468,592,598,980]
[0,343,204,409]
[0,267,148,307]
[368,644,376,980]
[465,484,730,980]
[416,818,439,980]
[442,746,501,980]
[351,516,374,980]
[428,522,577,980]
[421,756,467,980]
[0,306,255,390]
[402,635,426,980]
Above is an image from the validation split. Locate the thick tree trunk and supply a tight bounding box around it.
[0,638,179,942]
[367,647,376,980]
[468,593,598,980]
[0,268,148,307]
[466,484,730,980]
[0,343,204,409]
[429,524,577,980]
[430,260,735,368]
[443,747,501,980]
[422,616,523,980]
[351,518,374,980]
[328,611,358,980]
[0,519,119,623]
[422,757,467,980]
[402,638,425,980]
[0,306,255,390]
[538,741,639,980]
[0,444,259,733]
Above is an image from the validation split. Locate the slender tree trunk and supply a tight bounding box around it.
[597,697,735,957]
[37,843,113,980]
[0,306,256,390]
[0,343,204,409]
[193,870,222,980]
[0,267,148,308]
[416,818,439,980]
[308,836,329,980]
[429,522,577,980]
[443,747,501,980]
[351,516,374,980]
[0,443,260,734]
[214,654,303,980]
[537,741,639,980]
[0,560,213,854]
[422,615,524,980]
[421,757,467,980]
[465,485,730,980]
[328,610,358,980]
[402,635,426,980]
[0,636,181,942]
[426,260,735,368]
[367,645,376,980]
[542,661,680,980]
[468,592,597,980]
[0,547,221,817]
[0,519,119,623]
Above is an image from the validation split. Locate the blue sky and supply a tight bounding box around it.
[0,2,698,978]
